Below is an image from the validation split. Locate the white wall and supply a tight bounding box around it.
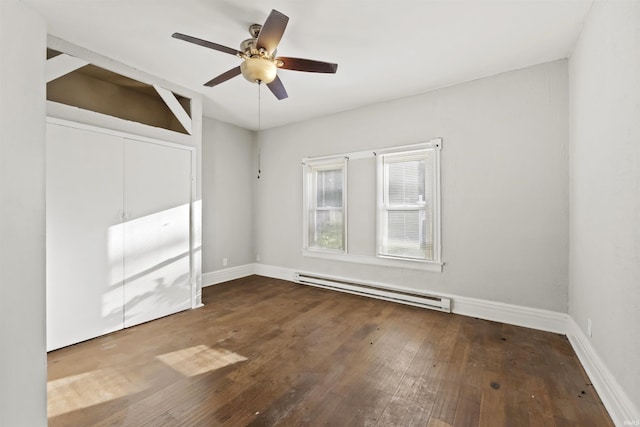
[256,60,569,312]
[202,117,256,273]
[0,2,47,426]
[569,0,640,418]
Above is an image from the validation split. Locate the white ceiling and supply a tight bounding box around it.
[26,0,592,130]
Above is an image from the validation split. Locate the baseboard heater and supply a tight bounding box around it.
[294,273,451,313]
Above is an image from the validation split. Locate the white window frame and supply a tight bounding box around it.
[302,157,348,253]
[376,139,442,264]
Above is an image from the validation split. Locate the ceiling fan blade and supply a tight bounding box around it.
[267,75,288,100]
[172,32,241,56]
[256,9,289,54]
[204,66,241,87]
[276,57,338,74]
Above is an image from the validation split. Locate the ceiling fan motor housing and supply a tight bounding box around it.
[240,38,257,54]
[239,28,277,84]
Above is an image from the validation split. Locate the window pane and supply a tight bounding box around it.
[387,158,425,206]
[381,209,432,260]
[316,169,343,208]
[309,209,344,250]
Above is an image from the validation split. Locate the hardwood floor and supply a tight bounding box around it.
[47,275,613,426]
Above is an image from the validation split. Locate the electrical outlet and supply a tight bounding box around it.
[256,254,261,262]
[222,258,228,267]
[587,318,592,338]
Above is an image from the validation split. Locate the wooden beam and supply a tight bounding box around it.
[153,85,192,135]
[46,54,89,83]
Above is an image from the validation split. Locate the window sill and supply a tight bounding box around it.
[302,250,443,272]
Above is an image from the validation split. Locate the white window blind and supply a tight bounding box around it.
[377,143,440,262]
[303,159,347,252]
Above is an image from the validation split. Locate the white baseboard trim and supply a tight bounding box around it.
[566,317,639,426]
[202,264,256,287]
[254,263,296,282]
[451,296,568,334]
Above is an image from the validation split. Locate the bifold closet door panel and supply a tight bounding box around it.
[46,124,125,351]
[123,139,192,327]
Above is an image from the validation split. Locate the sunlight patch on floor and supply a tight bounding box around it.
[156,344,247,376]
[47,368,146,418]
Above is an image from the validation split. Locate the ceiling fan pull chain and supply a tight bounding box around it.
[258,81,262,130]
[257,83,262,180]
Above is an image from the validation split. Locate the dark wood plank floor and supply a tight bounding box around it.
[47,275,613,426]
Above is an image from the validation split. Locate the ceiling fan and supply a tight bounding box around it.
[172,9,338,100]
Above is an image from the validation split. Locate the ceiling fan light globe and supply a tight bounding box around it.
[241,57,277,84]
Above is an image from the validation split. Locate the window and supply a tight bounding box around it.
[302,139,442,270]
[377,142,441,262]
[303,158,347,252]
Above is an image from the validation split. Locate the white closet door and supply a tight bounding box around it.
[123,139,192,327]
[46,123,125,351]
